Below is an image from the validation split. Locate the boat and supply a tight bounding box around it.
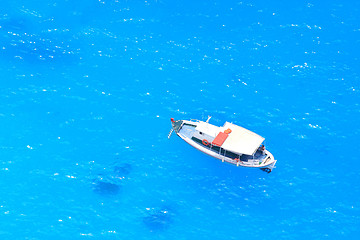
[168,117,276,173]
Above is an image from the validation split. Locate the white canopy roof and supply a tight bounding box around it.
[220,122,265,155]
[195,121,265,155]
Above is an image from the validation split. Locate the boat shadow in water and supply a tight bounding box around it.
[143,206,175,232]
[92,163,132,196]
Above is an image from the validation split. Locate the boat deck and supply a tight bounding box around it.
[240,150,268,161]
[178,123,197,138]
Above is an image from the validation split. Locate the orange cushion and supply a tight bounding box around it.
[212,132,228,147]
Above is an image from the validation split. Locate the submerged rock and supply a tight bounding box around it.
[92,180,120,195]
[91,163,132,195]
[113,163,132,179]
[1,16,78,64]
[2,17,29,32]
[143,207,173,231]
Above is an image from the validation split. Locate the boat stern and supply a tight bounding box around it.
[259,150,277,173]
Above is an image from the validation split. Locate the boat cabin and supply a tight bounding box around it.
[192,121,266,161]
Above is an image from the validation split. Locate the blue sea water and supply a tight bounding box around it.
[1,0,360,239]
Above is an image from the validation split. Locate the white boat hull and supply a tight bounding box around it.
[171,119,277,172]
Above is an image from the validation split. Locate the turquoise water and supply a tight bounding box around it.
[1,1,359,239]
